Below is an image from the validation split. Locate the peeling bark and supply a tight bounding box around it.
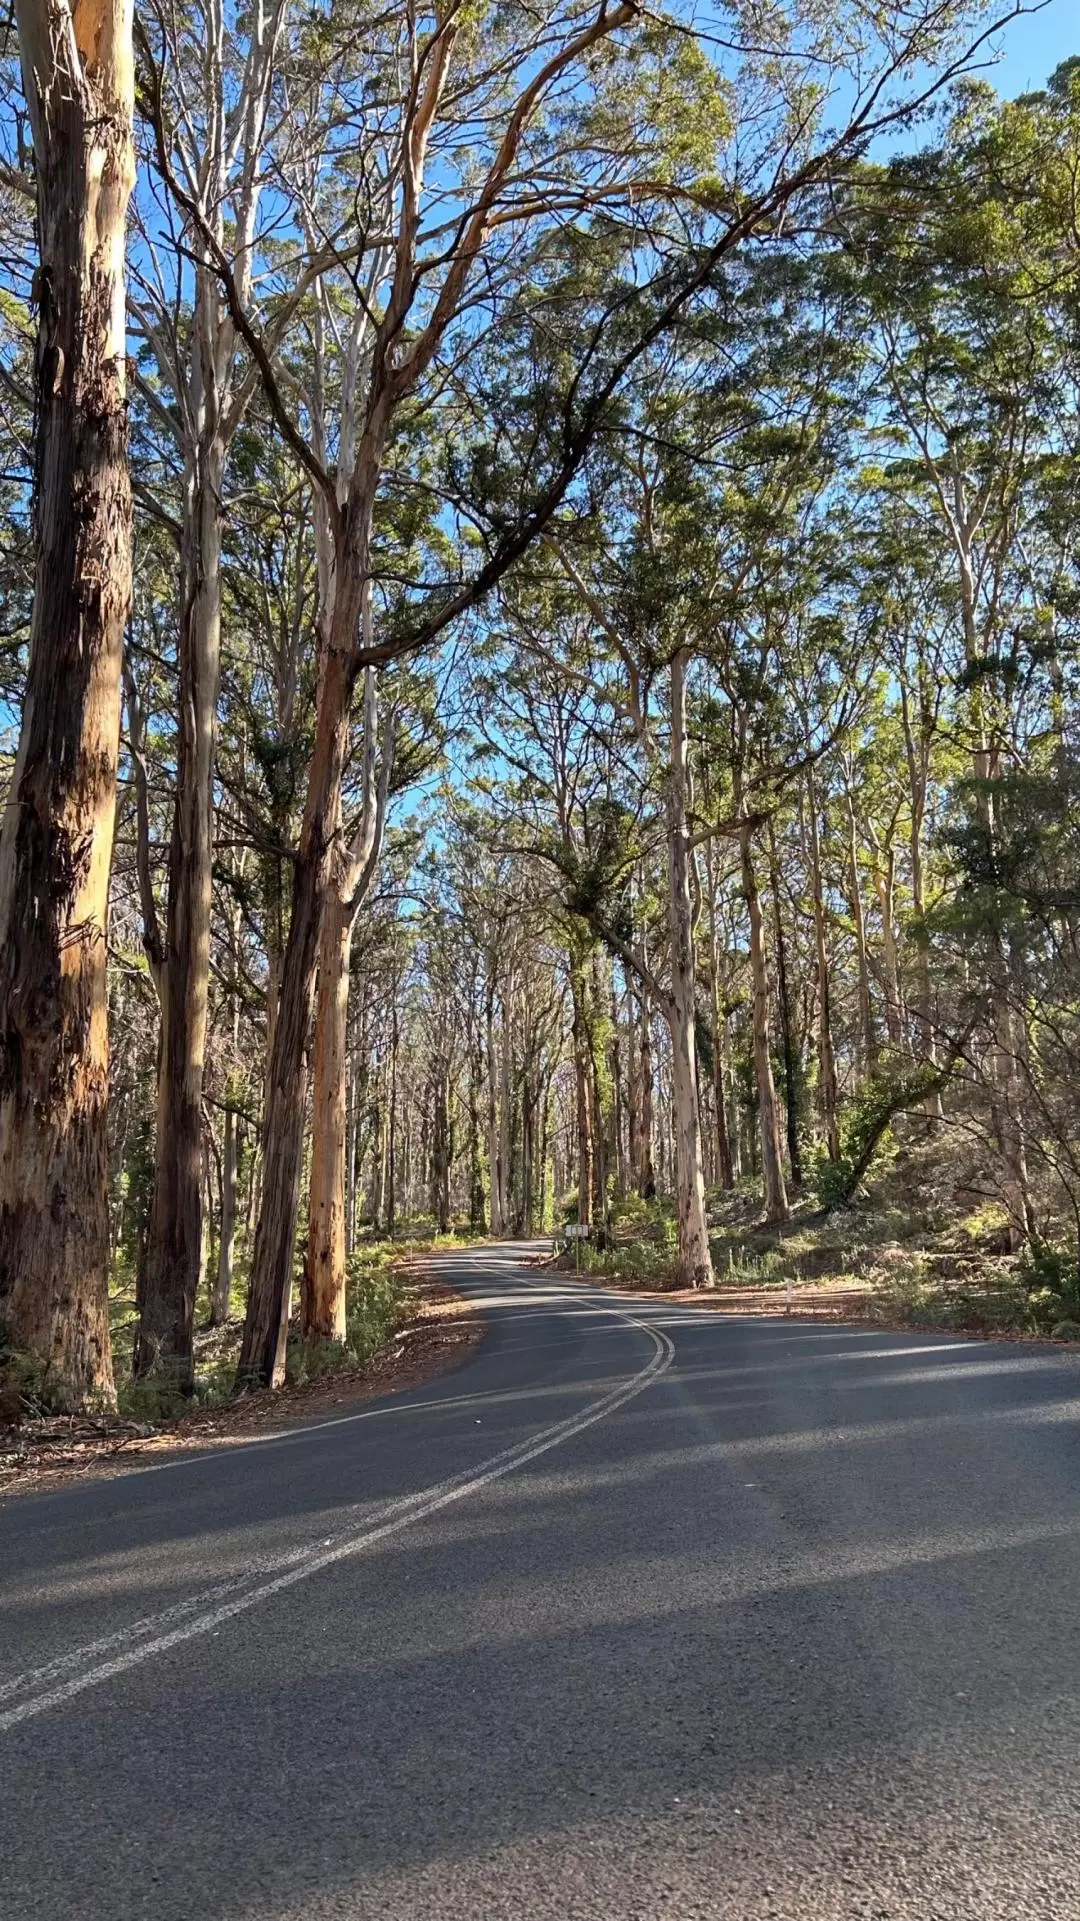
[0,0,135,1404]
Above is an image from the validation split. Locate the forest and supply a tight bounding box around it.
[0,0,1078,1417]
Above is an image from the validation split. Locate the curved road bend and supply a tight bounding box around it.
[2,1241,1080,1919]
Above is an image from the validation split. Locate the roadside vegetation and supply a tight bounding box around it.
[565,1135,1080,1342]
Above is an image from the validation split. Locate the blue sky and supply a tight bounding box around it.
[986,0,1074,95]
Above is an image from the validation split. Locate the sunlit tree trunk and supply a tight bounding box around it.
[0,0,135,1404]
[664,650,713,1286]
[236,579,362,1386]
[302,672,392,1340]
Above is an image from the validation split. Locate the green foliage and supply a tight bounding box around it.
[815,1054,953,1211]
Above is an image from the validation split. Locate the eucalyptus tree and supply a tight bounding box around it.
[0,0,136,1400]
[130,0,328,1384]
[205,0,1028,1379]
[845,96,1075,1246]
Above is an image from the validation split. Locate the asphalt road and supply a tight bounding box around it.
[3,1241,1080,1920]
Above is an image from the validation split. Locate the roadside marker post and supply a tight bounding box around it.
[561,1222,590,1274]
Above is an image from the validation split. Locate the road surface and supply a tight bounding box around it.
[2,1242,1080,1919]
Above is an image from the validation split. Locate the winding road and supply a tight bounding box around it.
[2,1242,1080,1918]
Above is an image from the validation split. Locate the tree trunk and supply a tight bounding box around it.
[768,823,803,1185]
[874,845,904,1049]
[211,1102,237,1326]
[900,679,942,1119]
[386,996,398,1238]
[611,983,628,1199]
[805,770,839,1162]
[637,990,656,1199]
[703,846,735,1191]
[626,966,642,1187]
[664,650,713,1286]
[740,822,790,1225]
[301,890,353,1342]
[0,0,135,1405]
[431,1058,451,1234]
[486,981,505,1235]
[468,1009,486,1230]
[570,961,594,1227]
[499,990,513,1231]
[136,426,223,1386]
[236,610,359,1387]
[845,789,876,1075]
[955,497,1032,1248]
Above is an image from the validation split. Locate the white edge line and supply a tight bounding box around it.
[0,1300,674,1734]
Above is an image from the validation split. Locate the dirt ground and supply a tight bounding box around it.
[0,1269,484,1501]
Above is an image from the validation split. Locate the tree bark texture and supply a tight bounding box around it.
[0,0,135,1403]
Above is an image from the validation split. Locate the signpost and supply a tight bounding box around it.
[561,1221,590,1273]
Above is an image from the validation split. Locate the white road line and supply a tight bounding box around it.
[0,1291,674,1734]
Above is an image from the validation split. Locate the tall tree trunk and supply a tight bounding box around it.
[767,822,803,1185]
[740,821,790,1225]
[845,788,876,1075]
[637,989,656,1199]
[0,0,135,1404]
[589,1043,609,1245]
[534,1083,545,1229]
[211,1103,238,1326]
[900,679,942,1119]
[954,489,1032,1248]
[570,955,594,1227]
[301,892,353,1341]
[370,1078,386,1234]
[431,1058,451,1233]
[136,426,222,1386]
[703,846,735,1191]
[873,844,904,1049]
[486,980,505,1235]
[626,966,642,1187]
[236,601,360,1387]
[345,1047,363,1253]
[386,996,398,1238]
[302,672,392,1340]
[611,983,628,1199]
[468,1008,486,1230]
[499,989,513,1230]
[664,650,713,1287]
[805,769,840,1162]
